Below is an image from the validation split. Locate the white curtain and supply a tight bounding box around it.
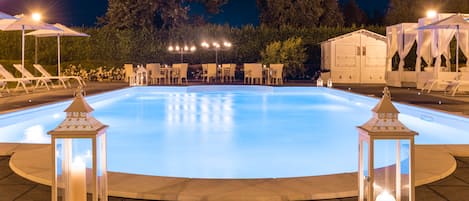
[417,27,433,68]
[459,30,469,67]
[397,28,417,70]
[431,29,455,58]
[387,27,398,58]
[431,28,455,75]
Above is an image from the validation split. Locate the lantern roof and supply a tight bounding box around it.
[48,88,107,137]
[371,87,399,114]
[358,87,417,137]
[64,87,94,113]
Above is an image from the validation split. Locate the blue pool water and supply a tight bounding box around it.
[0,86,468,178]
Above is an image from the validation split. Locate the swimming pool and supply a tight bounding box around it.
[0,86,468,178]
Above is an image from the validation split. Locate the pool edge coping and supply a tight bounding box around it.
[5,143,466,200]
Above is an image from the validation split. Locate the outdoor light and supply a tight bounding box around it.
[48,88,108,201]
[201,41,209,48]
[358,87,417,201]
[201,39,232,65]
[168,43,196,63]
[376,191,397,201]
[426,10,437,18]
[32,12,41,21]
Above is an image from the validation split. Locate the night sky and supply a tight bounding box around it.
[0,0,388,27]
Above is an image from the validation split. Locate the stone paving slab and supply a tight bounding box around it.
[4,143,464,201]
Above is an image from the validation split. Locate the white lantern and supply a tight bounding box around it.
[357,87,417,201]
[316,78,324,87]
[48,88,108,201]
[326,78,333,88]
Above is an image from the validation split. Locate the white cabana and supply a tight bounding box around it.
[385,23,418,87]
[385,13,469,90]
[416,13,469,90]
[321,29,387,84]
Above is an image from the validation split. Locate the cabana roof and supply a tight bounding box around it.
[320,29,386,44]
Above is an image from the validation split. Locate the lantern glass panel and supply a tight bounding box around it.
[97,134,108,200]
[373,140,397,201]
[398,139,411,201]
[55,138,92,201]
[363,141,369,177]
[361,141,370,201]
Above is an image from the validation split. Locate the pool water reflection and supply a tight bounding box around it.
[0,86,467,178]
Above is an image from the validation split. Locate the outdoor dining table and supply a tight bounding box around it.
[220,66,231,83]
[160,66,172,84]
[263,66,272,85]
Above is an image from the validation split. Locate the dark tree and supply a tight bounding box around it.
[198,0,229,14]
[257,0,324,28]
[368,9,385,25]
[320,0,344,27]
[385,0,418,25]
[100,0,228,30]
[342,0,368,26]
[385,0,469,25]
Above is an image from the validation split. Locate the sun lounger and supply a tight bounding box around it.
[0,64,43,93]
[447,80,469,96]
[33,64,86,88]
[0,80,9,95]
[12,64,51,89]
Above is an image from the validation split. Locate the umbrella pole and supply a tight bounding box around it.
[22,25,25,78]
[456,26,459,80]
[35,37,38,64]
[57,35,60,76]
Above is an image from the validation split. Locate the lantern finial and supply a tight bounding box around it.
[383,87,391,98]
[74,85,86,97]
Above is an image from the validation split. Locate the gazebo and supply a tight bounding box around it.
[385,23,419,87]
[385,13,469,90]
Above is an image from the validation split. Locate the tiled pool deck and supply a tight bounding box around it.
[0,81,468,201]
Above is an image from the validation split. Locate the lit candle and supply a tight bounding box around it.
[70,157,86,201]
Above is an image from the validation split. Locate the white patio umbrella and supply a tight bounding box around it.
[0,11,16,20]
[26,23,89,76]
[418,14,469,76]
[0,14,61,77]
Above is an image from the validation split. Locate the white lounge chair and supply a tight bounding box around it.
[447,80,469,96]
[421,73,460,93]
[0,64,39,93]
[13,64,51,89]
[33,64,86,88]
[0,79,9,95]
